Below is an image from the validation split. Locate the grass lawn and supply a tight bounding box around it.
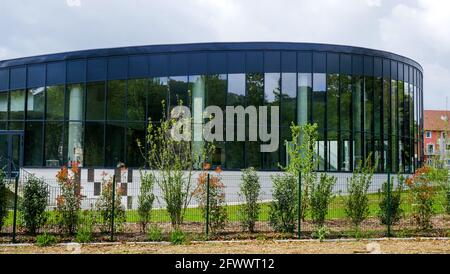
[3,191,448,225]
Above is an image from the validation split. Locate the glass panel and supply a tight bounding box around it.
[298,73,311,126]
[27,87,45,120]
[127,79,147,121]
[86,82,105,121]
[205,74,227,167]
[126,122,146,167]
[340,75,352,171]
[327,74,339,131]
[107,80,126,121]
[327,74,339,171]
[46,85,65,120]
[353,76,363,168]
[84,122,104,166]
[364,76,373,164]
[374,77,383,171]
[25,121,43,166]
[169,76,189,109]
[313,73,326,171]
[391,80,398,172]
[0,92,7,121]
[45,122,64,167]
[189,75,206,167]
[263,73,280,170]
[226,74,245,169]
[105,122,125,166]
[66,121,83,165]
[246,73,264,169]
[281,73,296,167]
[9,89,25,120]
[383,78,390,171]
[398,80,404,172]
[66,84,84,121]
[148,77,168,123]
[312,73,326,130]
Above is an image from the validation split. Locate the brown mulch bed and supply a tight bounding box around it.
[1,215,449,243]
[1,239,450,254]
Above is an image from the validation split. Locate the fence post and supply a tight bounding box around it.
[387,170,392,237]
[12,175,19,243]
[110,175,116,242]
[297,170,301,239]
[205,173,210,237]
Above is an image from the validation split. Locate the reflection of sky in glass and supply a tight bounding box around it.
[170,76,188,82]
[227,74,245,96]
[282,73,296,98]
[265,73,280,103]
[313,73,326,92]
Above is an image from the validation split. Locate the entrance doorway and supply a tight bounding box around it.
[0,131,24,178]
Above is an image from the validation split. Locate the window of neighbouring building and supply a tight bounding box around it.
[426,131,432,138]
[427,144,434,154]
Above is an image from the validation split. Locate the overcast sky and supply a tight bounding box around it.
[0,0,449,109]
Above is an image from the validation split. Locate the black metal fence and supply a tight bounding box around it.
[0,168,449,243]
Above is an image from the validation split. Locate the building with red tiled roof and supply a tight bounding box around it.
[424,110,450,168]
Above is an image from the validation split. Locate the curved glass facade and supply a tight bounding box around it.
[0,43,424,172]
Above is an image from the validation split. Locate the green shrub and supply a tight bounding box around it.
[36,232,57,247]
[407,166,435,230]
[310,174,336,228]
[170,229,186,245]
[194,168,227,234]
[55,164,82,235]
[147,224,164,242]
[239,167,261,233]
[312,225,330,242]
[95,175,126,233]
[21,174,49,235]
[269,173,297,233]
[0,171,7,232]
[75,210,96,243]
[138,172,155,233]
[345,155,374,228]
[378,174,404,225]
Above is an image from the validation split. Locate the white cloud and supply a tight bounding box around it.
[66,0,81,7]
[365,0,381,7]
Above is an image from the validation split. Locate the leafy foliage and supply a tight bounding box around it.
[269,173,297,233]
[95,173,126,233]
[406,166,436,230]
[194,165,227,234]
[137,172,156,232]
[147,224,164,242]
[310,174,336,228]
[286,123,318,221]
[75,210,96,243]
[20,174,49,235]
[36,232,57,247]
[238,167,261,233]
[345,155,374,228]
[378,174,404,226]
[55,163,82,235]
[170,228,187,245]
[0,170,7,232]
[140,99,215,228]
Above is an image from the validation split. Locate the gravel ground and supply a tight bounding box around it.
[1,239,450,254]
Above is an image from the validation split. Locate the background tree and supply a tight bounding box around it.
[140,99,214,228]
[345,155,375,229]
[286,123,318,221]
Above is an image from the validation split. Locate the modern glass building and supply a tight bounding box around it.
[0,42,423,173]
